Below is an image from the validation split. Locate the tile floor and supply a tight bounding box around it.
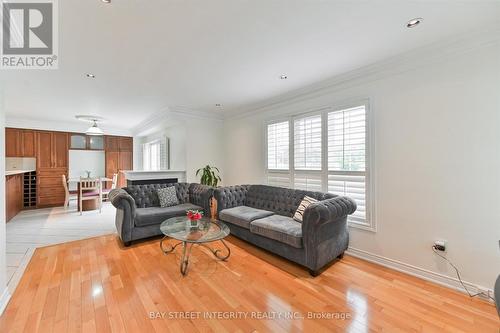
[5,201,116,293]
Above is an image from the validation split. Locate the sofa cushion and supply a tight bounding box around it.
[219,206,274,229]
[293,195,318,222]
[135,203,203,227]
[250,215,303,248]
[157,187,179,207]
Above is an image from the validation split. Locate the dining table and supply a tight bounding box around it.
[68,177,113,211]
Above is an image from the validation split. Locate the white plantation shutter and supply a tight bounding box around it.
[267,121,289,170]
[294,114,322,170]
[328,105,369,226]
[264,103,372,230]
[267,121,291,186]
[328,106,366,171]
[268,172,292,188]
[328,174,366,223]
[294,172,322,191]
[143,137,169,171]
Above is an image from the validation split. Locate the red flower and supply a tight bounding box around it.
[187,210,203,221]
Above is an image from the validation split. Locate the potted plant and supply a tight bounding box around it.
[196,165,222,220]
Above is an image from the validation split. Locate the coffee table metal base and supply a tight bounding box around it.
[160,237,231,276]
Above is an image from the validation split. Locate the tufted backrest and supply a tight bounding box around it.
[246,185,336,217]
[215,185,250,212]
[188,183,213,211]
[124,183,190,208]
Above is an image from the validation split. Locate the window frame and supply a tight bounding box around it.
[264,100,376,232]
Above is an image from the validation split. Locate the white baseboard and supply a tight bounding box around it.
[0,287,11,315]
[346,247,494,303]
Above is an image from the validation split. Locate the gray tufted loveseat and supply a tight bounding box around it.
[109,183,212,246]
[214,184,356,276]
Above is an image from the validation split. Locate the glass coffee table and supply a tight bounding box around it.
[160,216,231,276]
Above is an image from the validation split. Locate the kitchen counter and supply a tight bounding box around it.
[5,169,35,176]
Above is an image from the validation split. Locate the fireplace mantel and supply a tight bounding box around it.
[122,170,187,184]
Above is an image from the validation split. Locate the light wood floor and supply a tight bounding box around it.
[0,234,498,333]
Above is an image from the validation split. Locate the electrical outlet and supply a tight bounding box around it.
[434,240,446,252]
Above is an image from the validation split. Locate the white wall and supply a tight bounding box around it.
[0,89,9,312]
[223,41,500,290]
[68,150,105,189]
[134,116,224,183]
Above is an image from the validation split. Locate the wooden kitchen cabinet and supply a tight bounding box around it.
[6,128,22,157]
[119,137,133,152]
[5,128,35,157]
[22,130,35,157]
[105,136,120,152]
[36,131,68,207]
[105,137,133,188]
[6,173,23,222]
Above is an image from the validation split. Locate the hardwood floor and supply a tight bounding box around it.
[0,234,498,333]
[5,202,116,293]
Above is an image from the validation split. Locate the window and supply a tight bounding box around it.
[143,138,169,171]
[267,121,291,187]
[327,106,368,226]
[267,121,289,170]
[294,114,322,170]
[265,102,373,230]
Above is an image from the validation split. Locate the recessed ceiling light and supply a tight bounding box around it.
[280,74,288,80]
[215,103,222,107]
[85,73,95,78]
[406,18,423,28]
[101,0,111,3]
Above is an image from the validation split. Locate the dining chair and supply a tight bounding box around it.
[62,174,77,209]
[102,173,118,201]
[79,178,102,215]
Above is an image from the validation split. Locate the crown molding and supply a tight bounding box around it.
[131,105,223,137]
[5,115,133,136]
[226,22,500,120]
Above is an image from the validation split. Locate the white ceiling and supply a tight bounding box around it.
[1,0,499,131]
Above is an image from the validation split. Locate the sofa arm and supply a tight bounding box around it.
[303,196,357,228]
[214,185,250,213]
[188,183,213,213]
[302,196,356,270]
[109,189,137,243]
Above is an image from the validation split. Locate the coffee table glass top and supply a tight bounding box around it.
[160,216,230,243]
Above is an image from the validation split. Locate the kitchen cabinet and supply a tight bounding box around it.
[5,128,35,157]
[36,131,68,207]
[89,136,104,150]
[69,134,86,149]
[105,137,133,188]
[69,133,104,150]
[22,130,35,157]
[119,137,133,152]
[6,173,23,222]
[105,136,120,152]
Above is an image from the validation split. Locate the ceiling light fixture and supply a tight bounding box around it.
[101,0,111,3]
[86,120,104,136]
[85,73,95,78]
[406,18,423,28]
[280,74,288,80]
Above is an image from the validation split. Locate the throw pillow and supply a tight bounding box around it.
[293,195,318,222]
[157,186,179,208]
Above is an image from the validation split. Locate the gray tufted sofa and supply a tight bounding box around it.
[109,183,213,246]
[214,184,356,276]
